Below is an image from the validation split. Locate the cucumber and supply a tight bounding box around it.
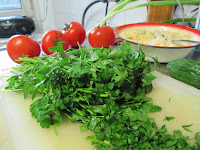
[167,59,200,89]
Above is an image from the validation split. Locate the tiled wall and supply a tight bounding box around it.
[40,0,148,32]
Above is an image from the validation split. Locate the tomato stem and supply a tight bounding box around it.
[63,24,70,31]
[52,32,62,46]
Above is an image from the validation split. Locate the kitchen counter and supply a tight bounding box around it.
[0,50,17,71]
[187,48,200,61]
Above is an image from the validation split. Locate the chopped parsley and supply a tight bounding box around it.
[163,116,175,121]
[4,41,200,149]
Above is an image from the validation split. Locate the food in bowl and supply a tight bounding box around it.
[114,22,200,63]
[118,26,195,47]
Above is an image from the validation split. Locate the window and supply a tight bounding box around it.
[0,0,22,11]
[0,0,33,17]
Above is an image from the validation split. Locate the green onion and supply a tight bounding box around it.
[159,17,196,23]
[87,0,200,35]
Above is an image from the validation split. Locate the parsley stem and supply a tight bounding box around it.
[100,94,109,97]
[76,88,94,94]
[53,125,58,136]
[0,89,23,92]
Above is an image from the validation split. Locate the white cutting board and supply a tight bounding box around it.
[148,71,200,145]
[0,71,200,150]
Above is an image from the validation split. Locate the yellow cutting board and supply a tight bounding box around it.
[0,71,200,150]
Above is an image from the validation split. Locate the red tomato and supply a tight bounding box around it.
[41,30,69,55]
[62,22,86,48]
[88,26,115,48]
[32,41,41,56]
[7,35,41,64]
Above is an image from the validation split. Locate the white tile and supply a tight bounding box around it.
[90,2,107,22]
[53,0,66,13]
[42,0,56,32]
[63,0,92,18]
[54,13,84,31]
[102,2,124,27]
[78,0,94,16]
[50,0,148,31]
[123,1,147,24]
[63,0,78,16]
[85,19,100,32]
[107,11,125,27]
[89,2,123,27]
[54,12,68,30]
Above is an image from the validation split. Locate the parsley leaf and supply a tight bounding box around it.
[182,124,193,132]
[163,116,175,121]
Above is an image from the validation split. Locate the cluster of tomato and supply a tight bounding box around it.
[6,22,115,64]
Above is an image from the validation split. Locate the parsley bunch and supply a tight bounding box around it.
[5,41,200,149]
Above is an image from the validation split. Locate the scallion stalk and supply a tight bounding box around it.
[86,0,200,36]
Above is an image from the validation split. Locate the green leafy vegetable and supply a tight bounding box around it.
[195,132,200,149]
[4,41,199,149]
[163,116,175,121]
[182,124,193,132]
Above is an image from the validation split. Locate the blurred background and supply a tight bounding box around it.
[0,0,199,47]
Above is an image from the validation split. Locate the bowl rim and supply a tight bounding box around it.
[114,22,200,49]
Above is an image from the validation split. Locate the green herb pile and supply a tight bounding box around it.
[5,42,200,149]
